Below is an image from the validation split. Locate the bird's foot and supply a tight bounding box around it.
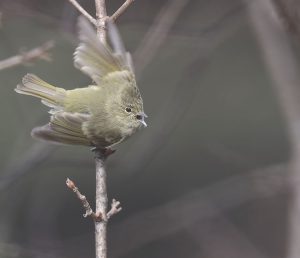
[91,147,116,159]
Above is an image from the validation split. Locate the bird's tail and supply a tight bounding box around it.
[15,73,66,110]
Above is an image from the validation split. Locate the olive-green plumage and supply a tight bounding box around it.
[15,17,146,148]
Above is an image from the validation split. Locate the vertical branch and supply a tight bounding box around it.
[66,1,133,257]
[94,1,108,257]
[95,0,107,43]
[95,153,108,258]
[247,1,300,258]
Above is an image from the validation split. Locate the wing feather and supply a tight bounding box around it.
[31,112,91,146]
[74,16,134,85]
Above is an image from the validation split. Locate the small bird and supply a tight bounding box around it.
[15,17,146,150]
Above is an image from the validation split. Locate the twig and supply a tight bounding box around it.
[66,177,121,221]
[67,0,134,43]
[107,199,122,219]
[66,153,121,258]
[67,0,97,25]
[66,178,103,221]
[0,41,54,71]
[110,0,134,21]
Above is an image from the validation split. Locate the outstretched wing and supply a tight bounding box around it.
[31,112,91,146]
[74,16,134,85]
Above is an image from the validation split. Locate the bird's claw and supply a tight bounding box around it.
[91,147,116,159]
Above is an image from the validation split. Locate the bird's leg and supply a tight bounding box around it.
[91,146,116,159]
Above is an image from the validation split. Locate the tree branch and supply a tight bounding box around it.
[66,178,103,221]
[65,1,134,257]
[94,152,108,258]
[93,0,115,257]
[110,0,135,21]
[67,0,97,25]
[0,41,54,71]
[95,0,108,43]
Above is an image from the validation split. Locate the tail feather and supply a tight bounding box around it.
[15,74,66,109]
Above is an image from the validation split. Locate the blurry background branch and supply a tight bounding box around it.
[0,143,56,193]
[272,0,300,35]
[116,1,244,179]
[110,162,287,257]
[0,241,60,258]
[0,40,54,71]
[248,1,300,258]
[186,206,269,258]
[133,0,190,76]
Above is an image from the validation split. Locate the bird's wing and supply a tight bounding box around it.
[74,16,134,85]
[31,112,91,146]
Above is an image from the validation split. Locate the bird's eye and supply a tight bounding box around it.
[125,107,132,113]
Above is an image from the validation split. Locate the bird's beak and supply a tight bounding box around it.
[137,112,148,127]
[141,119,147,127]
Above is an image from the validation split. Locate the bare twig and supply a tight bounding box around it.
[67,0,134,43]
[66,178,103,221]
[107,199,122,219]
[67,0,96,25]
[0,41,54,71]
[66,177,121,223]
[110,0,134,21]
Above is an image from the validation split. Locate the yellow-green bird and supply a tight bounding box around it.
[15,17,147,149]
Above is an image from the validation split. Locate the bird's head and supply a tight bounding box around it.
[120,85,147,129]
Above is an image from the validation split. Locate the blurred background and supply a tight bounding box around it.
[0,0,299,257]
